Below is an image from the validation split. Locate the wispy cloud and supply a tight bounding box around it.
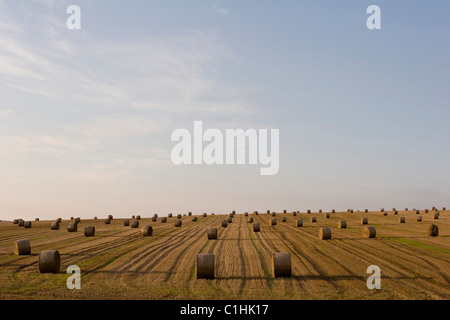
[0,3,250,117]
[0,134,86,156]
[0,1,23,32]
[0,109,13,117]
[200,5,231,16]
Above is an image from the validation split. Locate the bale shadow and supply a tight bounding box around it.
[214,274,433,281]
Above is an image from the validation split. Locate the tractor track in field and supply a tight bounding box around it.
[104,216,223,278]
[1,211,449,299]
[209,215,256,298]
[136,219,217,277]
[274,216,449,299]
[252,215,448,298]
[263,221,341,293]
[235,216,248,296]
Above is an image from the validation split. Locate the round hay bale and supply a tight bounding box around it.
[383,212,387,216]
[232,210,236,214]
[349,209,354,213]
[84,225,95,237]
[222,220,228,227]
[392,208,396,212]
[267,210,270,214]
[35,218,39,221]
[338,220,347,229]
[18,219,24,227]
[134,215,140,220]
[13,219,19,224]
[168,213,173,218]
[416,210,420,215]
[124,219,130,226]
[393,210,398,215]
[174,220,182,227]
[67,222,77,232]
[362,226,376,238]
[432,206,436,211]
[75,217,81,223]
[283,210,287,213]
[307,209,311,214]
[188,212,192,216]
[70,217,74,220]
[141,225,153,236]
[332,209,336,213]
[152,216,157,222]
[319,209,322,213]
[131,220,139,228]
[229,213,234,218]
[207,228,217,240]
[14,239,31,255]
[93,216,97,220]
[310,217,316,223]
[269,218,277,226]
[108,215,113,220]
[381,208,384,212]
[319,227,332,240]
[296,219,303,227]
[253,211,258,215]
[427,224,438,237]
[425,209,429,213]
[399,217,405,224]
[244,212,248,216]
[161,217,167,223]
[442,207,446,211]
[433,213,439,220]
[192,216,198,222]
[417,216,422,222]
[405,208,408,211]
[197,253,214,279]
[364,209,368,213]
[361,217,368,225]
[247,217,253,223]
[271,212,276,217]
[282,217,287,222]
[105,218,111,225]
[24,221,32,228]
[272,252,291,277]
[203,213,208,218]
[292,212,297,216]
[38,250,60,273]
[227,217,233,223]
[132,215,135,219]
[253,222,261,232]
[176,214,181,219]
[51,221,59,230]
[324,213,330,219]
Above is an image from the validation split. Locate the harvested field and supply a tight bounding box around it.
[0,210,449,300]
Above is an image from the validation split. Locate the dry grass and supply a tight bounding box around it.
[0,210,449,300]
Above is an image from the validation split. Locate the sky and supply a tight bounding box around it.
[0,0,449,220]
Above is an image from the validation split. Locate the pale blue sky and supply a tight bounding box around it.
[0,1,449,220]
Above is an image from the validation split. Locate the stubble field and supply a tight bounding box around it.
[0,209,449,300]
